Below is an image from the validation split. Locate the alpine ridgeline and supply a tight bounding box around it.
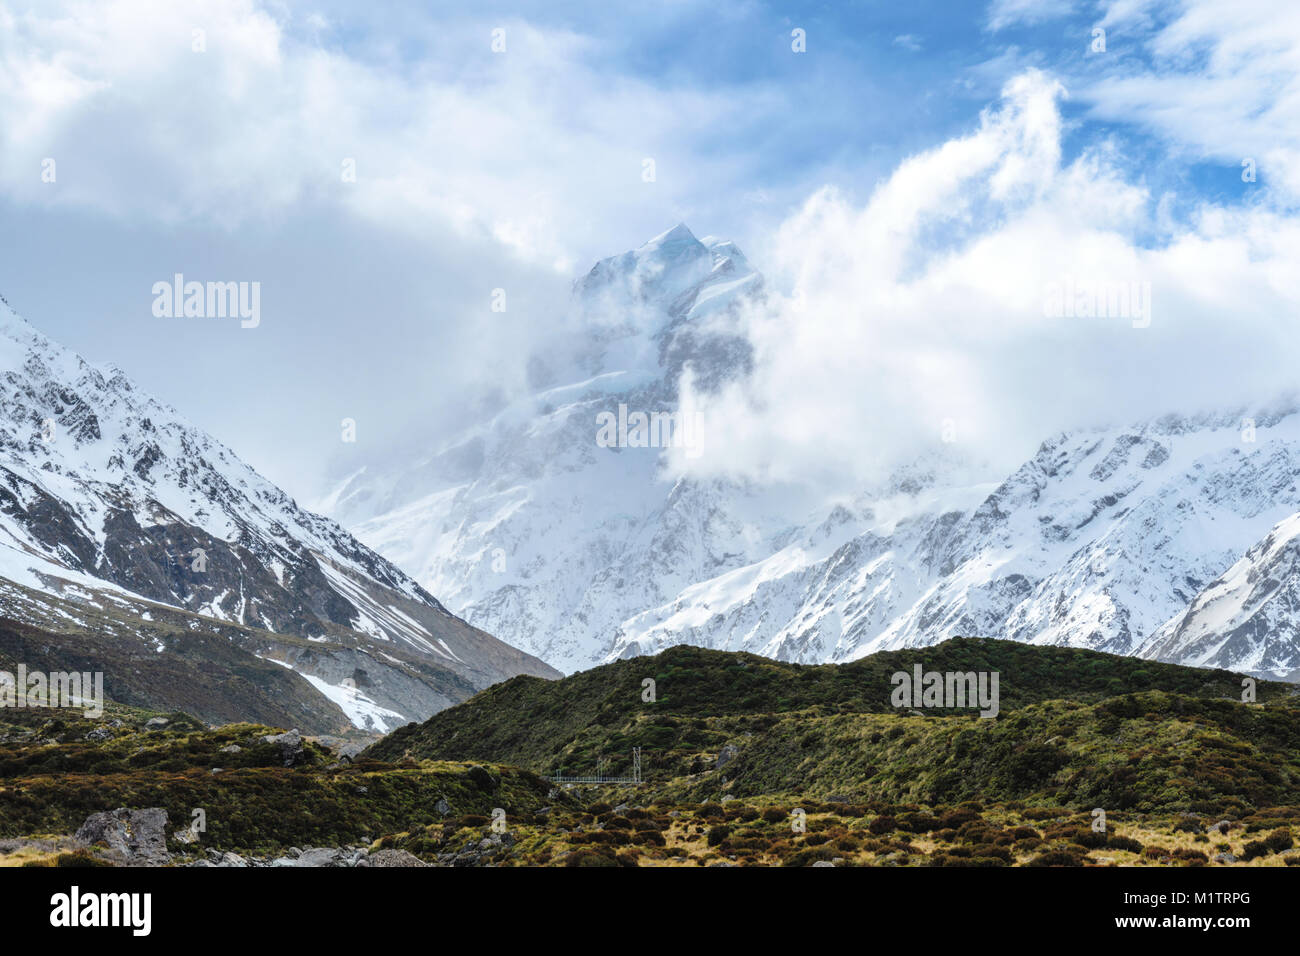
[0,295,557,734]
[322,224,1300,679]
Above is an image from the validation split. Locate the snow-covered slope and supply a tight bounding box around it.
[325,226,1300,678]
[614,409,1300,673]
[0,294,557,731]
[1141,510,1300,676]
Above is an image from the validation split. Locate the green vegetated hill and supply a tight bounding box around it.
[4,638,1300,867]
[366,638,1300,814]
[0,703,557,858]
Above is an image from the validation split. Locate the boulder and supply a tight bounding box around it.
[338,741,366,761]
[261,729,305,766]
[296,847,349,867]
[75,808,169,865]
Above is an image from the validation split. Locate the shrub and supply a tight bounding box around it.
[897,812,940,833]
[53,849,113,867]
[1027,849,1088,867]
[1106,835,1144,854]
[706,825,731,847]
[781,847,837,867]
[1264,828,1293,853]
[1062,828,1104,849]
[939,809,980,829]
[565,849,619,867]
[1241,840,1271,861]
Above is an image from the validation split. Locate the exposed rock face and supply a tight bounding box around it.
[0,298,559,733]
[1144,512,1300,673]
[74,808,169,866]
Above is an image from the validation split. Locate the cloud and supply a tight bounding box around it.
[671,67,1300,493]
[0,0,812,497]
[986,0,1076,32]
[0,0,787,271]
[1084,0,1300,202]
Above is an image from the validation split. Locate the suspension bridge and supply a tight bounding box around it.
[546,747,644,785]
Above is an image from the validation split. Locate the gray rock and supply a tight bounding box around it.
[261,729,305,766]
[716,745,739,771]
[368,848,429,868]
[435,797,452,815]
[1214,852,1238,864]
[219,744,242,754]
[812,860,836,867]
[143,717,169,731]
[296,847,348,867]
[75,808,170,865]
[84,726,113,742]
[338,741,366,761]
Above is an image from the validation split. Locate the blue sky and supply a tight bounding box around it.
[1,0,1297,497]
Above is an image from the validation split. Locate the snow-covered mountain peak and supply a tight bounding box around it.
[0,294,556,730]
[576,223,760,327]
